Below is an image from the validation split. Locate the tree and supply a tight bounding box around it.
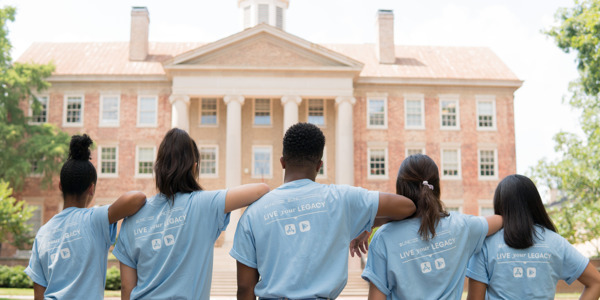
[0,6,70,190]
[531,0,600,256]
[0,181,35,248]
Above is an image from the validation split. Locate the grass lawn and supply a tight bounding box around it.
[0,288,120,297]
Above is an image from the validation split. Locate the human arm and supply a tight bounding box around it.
[577,262,600,300]
[237,261,259,300]
[224,183,270,213]
[368,283,387,300]
[120,262,137,300]
[33,283,45,300]
[466,278,487,300]
[376,192,416,219]
[108,191,146,224]
[485,215,503,236]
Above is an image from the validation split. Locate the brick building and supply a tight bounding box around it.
[9,0,521,256]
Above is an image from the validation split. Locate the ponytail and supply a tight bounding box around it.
[416,183,448,240]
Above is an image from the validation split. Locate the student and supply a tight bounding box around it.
[25,134,146,300]
[113,128,269,300]
[359,154,503,300]
[466,174,600,300]
[231,122,416,300]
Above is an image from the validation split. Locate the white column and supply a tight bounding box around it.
[335,96,356,185]
[281,95,302,134]
[224,95,245,243]
[169,95,190,132]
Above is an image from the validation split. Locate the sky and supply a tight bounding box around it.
[2,0,583,176]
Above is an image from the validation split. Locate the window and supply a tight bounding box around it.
[480,207,494,216]
[30,96,48,124]
[136,147,155,176]
[199,146,218,177]
[479,149,497,178]
[252,146,272,178]
[99,146,118,176]
[367,98,387,129]
[440,96,459,129]
[317,146,327,178]
[446,207,461,213]
[406,148,424,156]
[243,6,251,28]
[441,149,460,178]
[63,95,83,126]
[200,98,218,126]
[477,96,496,129]
[138,96,157,127]
[307,99,325,126]
[258,4,269,24]
[100,95,119,126]
[27,203,43,234]
[276,6,284,29]
[405,95,424,129]
[254,99,271,126]
[30,158,43,176]
[368,148,388,179]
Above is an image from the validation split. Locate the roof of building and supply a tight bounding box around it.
[17,40,519,82]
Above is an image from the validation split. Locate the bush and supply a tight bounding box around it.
[105,266,121,290]
[0,265,33,288]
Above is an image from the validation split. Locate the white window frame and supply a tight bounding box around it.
[98,145,119,178]
[29,95,49,124]
[479,205,495,216]
[99,94,120,127]
[404,94,425,129]
[275,6,284,29]
[405,147,426,157]
[199,145,219,178]
[135,145,156,178]
[306,98,326,127]
[252,145,273,179]
[29,158,43,177]
[137,95,158,127]
[24,198,44,235]
[478,148,499,180]
[199,98,219,127]
[367,147,389,180]
[439,94,460,130]
[257,3,269,24]
[476,95,497,131]
[441,148,461,180]
[367,97,388,129]
[253,98,272,127]
[317,146,327,179]
[443,199,463,213]
[62,94,84,127]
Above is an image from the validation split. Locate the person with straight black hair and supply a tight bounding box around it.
[114,128,270,300]
[25,134,147,300]
[467,174,600,299]
[359,154,503,300]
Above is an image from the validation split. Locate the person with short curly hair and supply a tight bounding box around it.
[232,122,416,300]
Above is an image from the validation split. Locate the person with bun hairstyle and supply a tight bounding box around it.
[25,134,146,299]
[358,154,503,300]
[466,174,600,300]
[113,128,270,300]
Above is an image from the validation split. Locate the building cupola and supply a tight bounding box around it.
[239,0,289,30]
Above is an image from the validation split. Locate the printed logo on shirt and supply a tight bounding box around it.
[527,267,536,278]
[262,194,328,226]
[285,224,296,235]
[152,238,162,250]
[60,248,71,259]
[513,267,524,278]
[421,262,432,273]
[299,221,311,232]
[434,258,445,270]
[164,234,175,246]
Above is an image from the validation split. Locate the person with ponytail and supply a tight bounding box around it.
[466,174,600,300]
[25,134,146,299]
[113,128,270,300]
[357,154,503,300]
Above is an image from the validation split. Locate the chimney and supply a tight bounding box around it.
[130,7,149,61]
[376,9,395,64]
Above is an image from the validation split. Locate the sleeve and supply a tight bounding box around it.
[361,230,391,296]
[112,218,137,269]
[206,190,231,239]
[90,205,117,246]
[559,237,589,285]
[466,241,490,284]
[466,215,489,255]
[341,185,379,239]
[229,212,257,269]
[24,239,47,287]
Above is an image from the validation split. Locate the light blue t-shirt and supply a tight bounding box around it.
[362,212,488,300]
[113,190,229,299]
[466,226,589,299]
[25,205,117,299]
[230,179,379,299]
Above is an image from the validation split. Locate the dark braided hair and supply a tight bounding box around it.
[60,134,97,198]
[282,123,325,167]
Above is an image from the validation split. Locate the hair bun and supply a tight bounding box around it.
[68,134,93,161]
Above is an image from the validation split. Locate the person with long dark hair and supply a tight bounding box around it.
[466,174,600,299]
[25,134,146,299]
[113,128,269,299]
[359,154,503,300]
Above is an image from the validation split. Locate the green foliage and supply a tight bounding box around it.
[105,266,121,290]
[0,266,33,288]
[0,6,69,191]
[533,0,600,255]
[0,181,35,248]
